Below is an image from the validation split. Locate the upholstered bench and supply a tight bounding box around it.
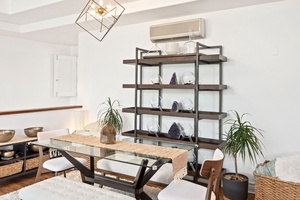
[19,176,135,200]
[97,158,174,185]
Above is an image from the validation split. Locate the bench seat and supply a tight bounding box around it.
[19,176,135,200]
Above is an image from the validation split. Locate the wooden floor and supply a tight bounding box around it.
[0,172,255,200]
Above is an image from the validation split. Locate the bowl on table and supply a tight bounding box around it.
[27,144,46,153]
[24,127,44,137]
[0,150,15,158]
[0,130,15,142]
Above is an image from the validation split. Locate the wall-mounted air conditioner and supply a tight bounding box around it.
[150,18,205,43]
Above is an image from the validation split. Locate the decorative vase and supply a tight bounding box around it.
[181,71,195,85]
[100,122,116,144]
[147,120,160,137]
[222,173,248,200]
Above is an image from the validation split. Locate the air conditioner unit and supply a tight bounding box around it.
[150,18,205,43]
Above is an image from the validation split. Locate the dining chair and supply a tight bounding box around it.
[35,128,87,182]
[157,148,224,200]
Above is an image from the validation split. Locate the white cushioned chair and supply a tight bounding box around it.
[35,128,87,181]
[158,148,224,200]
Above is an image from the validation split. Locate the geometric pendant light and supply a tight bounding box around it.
[75,0,125,42]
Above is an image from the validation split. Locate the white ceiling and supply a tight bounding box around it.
[0,0,283,45]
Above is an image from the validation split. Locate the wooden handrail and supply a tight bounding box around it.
[0,105,83,115]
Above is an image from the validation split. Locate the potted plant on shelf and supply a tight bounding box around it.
[220,110,264,200]
[97,97,123,144]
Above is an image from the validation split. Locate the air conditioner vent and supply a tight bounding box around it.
[150,18,205,43]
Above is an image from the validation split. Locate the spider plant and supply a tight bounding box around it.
[97,97,123,133]
[220,110,264,180]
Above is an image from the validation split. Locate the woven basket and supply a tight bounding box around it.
[0,160,24,178]
[254,162,300,200]
[26,154,50,171]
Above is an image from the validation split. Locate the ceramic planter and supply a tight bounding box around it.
[222,173,248,200]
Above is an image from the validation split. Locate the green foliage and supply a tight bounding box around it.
[220,110,264,179]
[97,97,123,133]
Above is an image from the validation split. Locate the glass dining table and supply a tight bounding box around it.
[31,132,194,200]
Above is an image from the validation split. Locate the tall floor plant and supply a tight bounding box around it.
[220,110,265,199]
[220,110,264,180]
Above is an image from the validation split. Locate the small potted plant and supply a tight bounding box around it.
[97,97,123,144]
[220,110,264,200]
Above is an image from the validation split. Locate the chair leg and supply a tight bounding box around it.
[99,173,106,188]
[36,147,45,182]
[35,165,42,182]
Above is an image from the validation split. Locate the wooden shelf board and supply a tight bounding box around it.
[122,107,227,120]
[0,136,37,147]
[123,54,227,65]
[123,84,227,90]
[122,130,222,150]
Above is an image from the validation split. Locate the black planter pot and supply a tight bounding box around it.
[222,173,248,200]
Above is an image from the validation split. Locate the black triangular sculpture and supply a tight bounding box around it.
[169,72,178,84]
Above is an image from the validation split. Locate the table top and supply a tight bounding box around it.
[32,132,191,178]
[32,138,158,168]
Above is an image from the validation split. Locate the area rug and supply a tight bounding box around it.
[0,170,160,200]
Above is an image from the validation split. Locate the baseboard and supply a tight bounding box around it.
[248,181,255,194]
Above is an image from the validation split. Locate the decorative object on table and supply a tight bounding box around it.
[181,98,194,112]
[24,127,43,137]
[220,110,264,200]
[168,122,181,139]
[165,42,180,55]
[97,97,123,144]
[169,72,178,84]
[181,71,195,85]
[150,74,162,84]
[0,130,15,142]
[75,0,125,42]
[171,101,180,112]
[147,120,160,137]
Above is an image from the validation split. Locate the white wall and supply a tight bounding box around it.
[77,0,300,190]
[0,35,77,136]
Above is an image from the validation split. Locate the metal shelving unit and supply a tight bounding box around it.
[122,42,227,181]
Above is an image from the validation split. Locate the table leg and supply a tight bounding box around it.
[60,151,167,200]
[59,151,94,181]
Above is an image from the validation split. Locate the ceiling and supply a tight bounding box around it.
[0,0,283,45]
